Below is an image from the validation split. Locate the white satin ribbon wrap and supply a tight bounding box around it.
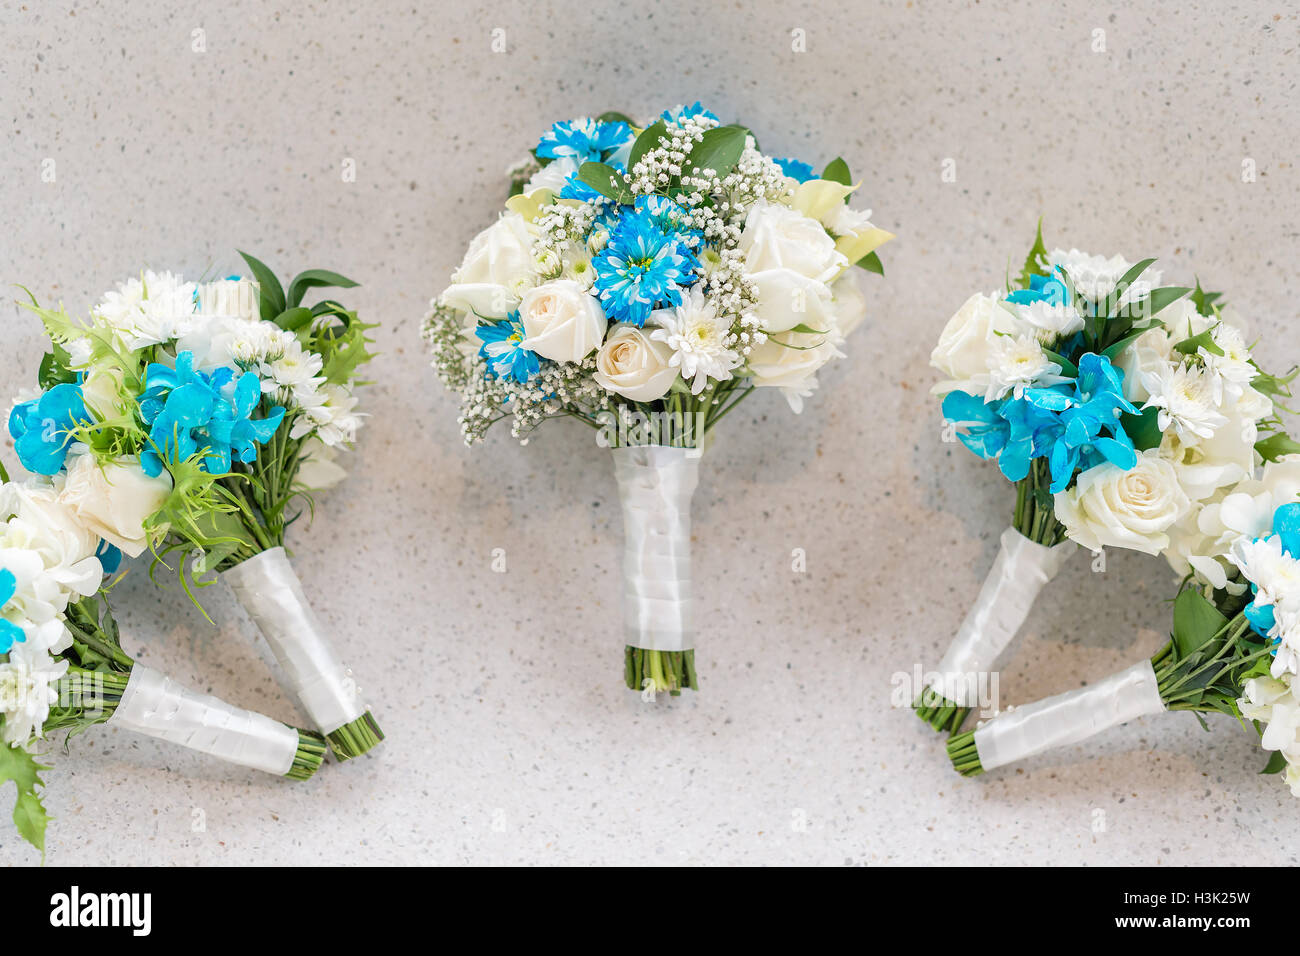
[929,527,1077,704]
[612,445,700,652]
[974,659,1165,772]
[222,547,365,735]
[108,664,298,776]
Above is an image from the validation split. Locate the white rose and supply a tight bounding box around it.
[1054,450,1193,556]
[593,325,678,402]
[0,478,100,567]
[524,157,579,196]
[747,329,838,412]
[57,449,173,558]
[79,365,128,419]
[518,279,607,363]
[930,293,1021,395]
[1113,327,1173,403]
[440,213,536,319]
[825,270,868,342]
[748,268,835,334]
[738,201,846,284]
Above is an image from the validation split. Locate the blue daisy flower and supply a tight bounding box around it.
[8,383,89,476]
[592,211,699,326]
[634,195,700,243]
[773,157,816,183]
[537,118,634,164]
[138,351,284,477]
[660,102,720,125]
[476,313,540,383]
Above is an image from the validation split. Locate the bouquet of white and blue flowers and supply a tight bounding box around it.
[12,256,383,759]
[919,224,1293,732]
[0,467,324,858]
[425,103,893,695]
[949,480,1300,792]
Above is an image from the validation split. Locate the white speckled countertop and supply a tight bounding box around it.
[2,0,1298,866]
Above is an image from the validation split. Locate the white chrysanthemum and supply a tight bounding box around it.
[262,341,324,391]
[1142,363,1229,442]
[978,334,1067,401]
[1012,299,1085,342]
[1046,248,1159,305]
[1231,534,1300,677]
[1237,674,1300,796]
[93,270,197,349]
[0,548,71,627]
[291,383,363,446]
[0,638,68,746]
[649,286,741,395]
[1203,323,1257,404]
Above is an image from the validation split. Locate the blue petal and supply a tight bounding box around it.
[95,541,122,575]
[1093,436,1138,471]
[233,372,262,418]
[7,401,35,441]
[1245,600,1276,639]
[941,391,998,426]
[1273,503,1300,559]
[0,619,25,654]
[0,568,15,606]
[1022,387,1073,411]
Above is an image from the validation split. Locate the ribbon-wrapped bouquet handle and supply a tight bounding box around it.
[222,547,383,759]
[947,659,1165,775]
[108,664,325,780]
[914,526,1076,732]
[612,445,701,695]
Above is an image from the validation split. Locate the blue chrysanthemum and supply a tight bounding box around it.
[8,383,89,476]
[592,211,699,326]
[773,157,816,183]
[633,195,700,244]
[476,313,540,383]
[660,102,719,125]
[537,118,634,164]
[138,351,284,477]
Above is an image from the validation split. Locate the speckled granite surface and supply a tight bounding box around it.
[2,0,1297,866]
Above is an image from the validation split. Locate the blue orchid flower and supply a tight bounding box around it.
[593,210,699,326]
[1023,353,1138,492]
[8,383,89,475]
[476,313,540,384]
[0,567,27,654]
[537,118,634,164]
[138,351,284,477]
[95,540,122,575]
[943,353,1140,493]
[773,158,816,183]
[1006,267,1070,308]
[660,102,720,125]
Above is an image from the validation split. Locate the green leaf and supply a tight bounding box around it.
[1106,257,1156,307]
[1172,588,1229,658]
[576,162,634,204]
[273,307,315,333]
[855,250,884,276]
[1172,325,1223,357]
[1017,218,1048,288]
[822,157,851,188]
[237,251,286,321]
[0,744,51,857]
[1252,366,1298,398]
[1121,286,1191,322]
[1101,327,1150,363]
[38,348,76,389]
[1042,348,1078,378]
[596,111,636,126]
[686,125,749,181]
[1262,750,1288,774]
[1190,279,1224,317]
[285,269,359,308]
[1255,432,1300,463]
[1121,407,1163,452]
[627,121,666,171]
[786,323,829,335]
[0,458,8,483]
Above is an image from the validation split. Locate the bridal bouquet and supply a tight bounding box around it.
[920,224,1291,732]
[424,103,892,694]
[0,470,324,857]
[14,256,384,758]
[948,472,1300,793]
